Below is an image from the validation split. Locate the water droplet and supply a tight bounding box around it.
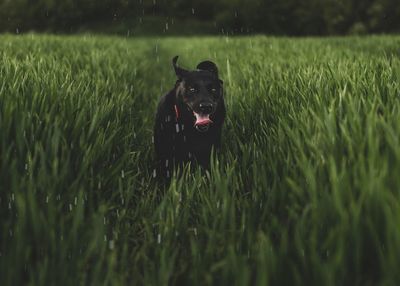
[165,159,169,167]
[69,204,72,211]
[176,124,179,133]
[153,169,157,178]
[157,234,161,244]
[192,8,195,14]
[121,170,125,178]
[74,197,77,205]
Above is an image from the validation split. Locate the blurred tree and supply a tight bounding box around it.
[0,0,399,34]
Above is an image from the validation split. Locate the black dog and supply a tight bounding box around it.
[153,56,225,179]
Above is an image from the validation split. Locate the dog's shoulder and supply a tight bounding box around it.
[156,89,176,119]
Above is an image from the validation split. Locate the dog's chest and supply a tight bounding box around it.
[167,116,213,159]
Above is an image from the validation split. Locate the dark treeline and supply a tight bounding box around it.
[0,0,399,35]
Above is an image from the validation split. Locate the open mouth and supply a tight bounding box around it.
[193,112,213,132]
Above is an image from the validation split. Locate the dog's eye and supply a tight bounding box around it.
[211,88,217,93]
[189,87,197,93]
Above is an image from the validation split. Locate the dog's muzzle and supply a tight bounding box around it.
[194,112,213,132]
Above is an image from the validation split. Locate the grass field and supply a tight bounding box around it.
[1,34,400,285]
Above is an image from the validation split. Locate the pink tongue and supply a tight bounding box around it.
[194,113,213,126]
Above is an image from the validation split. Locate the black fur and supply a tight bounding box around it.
[153,56,226,179]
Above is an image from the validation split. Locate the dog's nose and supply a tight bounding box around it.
[199,103,213,114]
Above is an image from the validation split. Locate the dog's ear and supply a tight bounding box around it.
[197,60,219,78]
[172,56,189,79]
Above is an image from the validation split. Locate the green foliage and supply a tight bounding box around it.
[1,34,400,285]
[0,0,399,34]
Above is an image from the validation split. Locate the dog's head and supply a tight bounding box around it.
[172,56,223,132]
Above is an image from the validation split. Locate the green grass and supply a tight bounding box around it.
[1,34,400,285]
